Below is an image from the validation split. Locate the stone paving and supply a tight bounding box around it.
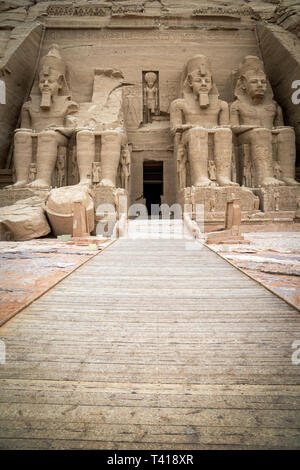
[208,232,300,310]
[0,237,112,326]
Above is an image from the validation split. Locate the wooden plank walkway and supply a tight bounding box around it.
[0,224,300,449]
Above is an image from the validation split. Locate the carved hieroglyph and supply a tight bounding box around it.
[176,139,188,190]
[143,72,159,124]
[92,162,101,186]
[7,44,78,190]
[55,147,66,188]
[231,55,300,187]
[119,144,131,192]
[170,55,237,188]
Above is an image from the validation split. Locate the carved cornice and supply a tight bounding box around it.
[46,5,109,17]
[192,6,257,18]
[46,4,145,17]
[46,4,257,19]
[111,5,145,16]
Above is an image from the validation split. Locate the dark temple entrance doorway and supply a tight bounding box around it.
[143,161,163,216]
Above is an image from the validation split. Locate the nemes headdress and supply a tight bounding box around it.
[39,44,66,77]
[186,55,212,77]
[238,56,265,78]
[234,55,273,101]
[180,54,219,99]
[38,44,70,96]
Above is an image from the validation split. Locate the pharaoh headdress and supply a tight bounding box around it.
[179,54,219,100]
[233,55,273,102]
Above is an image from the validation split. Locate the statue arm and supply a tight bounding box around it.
[219,100,230,126]
[60,99,79,135]
[274,103,284,127]
[170,99,190,134]
[20,102,31,129]
[230,101,240,126]
[154,86,159,107]
[143,86,147,102]
[67,100,79,115]
[229,101,255,134]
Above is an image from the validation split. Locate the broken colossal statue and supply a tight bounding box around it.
[170,55,237,188]
[74,69,129,189]
[231,56,299,188]
[7,44,78,190]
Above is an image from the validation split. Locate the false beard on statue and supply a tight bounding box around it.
[40,91,51,110]
[199,92,209,108]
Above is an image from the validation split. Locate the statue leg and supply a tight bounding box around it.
[28,130,66,189]
[100,131,124,187]
[184,128,212,187]
[76,130,95,185]
[7,130,32,188]
[249,128,284,187]
[214,128,238,186]
[277,127,300,186]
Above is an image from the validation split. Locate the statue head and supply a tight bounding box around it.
[186,55,213,96]
[182,55,217,108]
[242,70,267,100]
[144,72,157,88]
[38,44,67,109]
[235,56,269,103]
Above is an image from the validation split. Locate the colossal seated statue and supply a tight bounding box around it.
[7,44,78,189]
[231,55,299,187]
[170,54,237,188]
[74,69,128,189]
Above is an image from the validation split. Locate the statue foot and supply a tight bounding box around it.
[26,179,51,189]
[281,177,300,186]
[5,180,27,189]
[261,177,285,187]
[194,178,213,187]
[100,178,115,188]
[217,177,239,187]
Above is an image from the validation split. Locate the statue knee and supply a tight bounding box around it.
[38,130,57,144]
[189,127,207,138]
[77,129,94,143]
[250,128,271,143]
[187,127,207,146]
[14,131,31,145]
[214,127,232,143]
[277,127,295,143]
[101,131,123,147]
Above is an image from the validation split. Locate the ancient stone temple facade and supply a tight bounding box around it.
[0,0,299,239]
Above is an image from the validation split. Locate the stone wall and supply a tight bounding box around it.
[0,22,44,168]
[0,0,299,179]
[257,22,300,166]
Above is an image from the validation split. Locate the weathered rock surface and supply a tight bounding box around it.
[0,22,44,168]
[0,196,51,241]
[257,22,300,164]
[0,0,299,229]
[45,185,95,236]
